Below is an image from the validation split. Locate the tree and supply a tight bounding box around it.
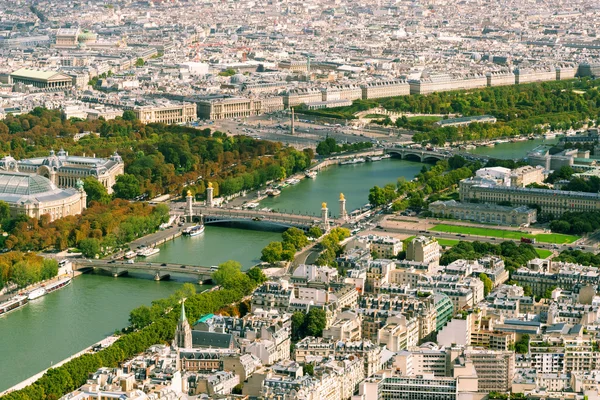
[135,58,145,67]
[303,363,314,376]
[291,312,306,340]
[211,260,253,294]
[129,305,152,329]
[113,174,141,199]
[79,238,101,258]
[282,227,309,249]
[307,226,323,239]
[514,334,530,354]
[479,273,493,296]
[0,200,10,226]
[247,267,267,286]
[122,110,137,121]
[304,308,327,337]
[261,241,283,263]
[83,177,110,206]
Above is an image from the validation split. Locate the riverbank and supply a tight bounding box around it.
[0,335,119,397]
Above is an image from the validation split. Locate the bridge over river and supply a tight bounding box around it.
[383,147,491,163]
[73,259,214,283]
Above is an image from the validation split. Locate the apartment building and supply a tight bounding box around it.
[486,71,516,87]
[514,67,557,84]
[463,349,515,392]
[406,236,440,267]
[361,80,410,99]
[409,73,487,95]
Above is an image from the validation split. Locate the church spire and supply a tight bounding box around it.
[174,299,192,349]
[180,299,187,322]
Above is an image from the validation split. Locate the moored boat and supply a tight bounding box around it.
[45,277,72,294]
[0,295,28,317]
[27,287,47,300]
[183,224,205,237]
[137,247,161,257]
[124,250,137,259]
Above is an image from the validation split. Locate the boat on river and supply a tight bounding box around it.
[46,277,72,294]
[137,247,160,257]
[0,295,28,317]
[183,224,205,237]
[124,250,137,259]
[304,170,317,179]
[27,287,47,300]
[340,158,366,165]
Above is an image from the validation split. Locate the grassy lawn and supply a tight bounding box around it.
[407,115,443,123]
[535,249,553,259]
[437,238,460,247]
[365,114,388,118]
[430,224,578,244]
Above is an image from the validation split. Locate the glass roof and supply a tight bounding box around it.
[0,172,56,195]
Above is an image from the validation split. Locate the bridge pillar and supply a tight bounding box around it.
[206,183,214,208]
[154,271,170,281]
[321,202,329,230]
[339,193,347,220]
[112,268,128,278]
[186,190,194,222]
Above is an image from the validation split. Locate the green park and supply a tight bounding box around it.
[430,224,579,244]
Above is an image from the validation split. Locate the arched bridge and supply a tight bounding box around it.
[192,206,335,231]
[384,147,451,162]
[73,260,214,284]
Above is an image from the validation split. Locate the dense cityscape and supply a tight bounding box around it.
[2,0,600,399]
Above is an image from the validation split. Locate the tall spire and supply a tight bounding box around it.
[180,300,187,322]
[175,299,192,349]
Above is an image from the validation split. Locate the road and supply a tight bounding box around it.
[200,114,414,149]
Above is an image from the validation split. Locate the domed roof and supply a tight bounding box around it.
[230,73,246,83]
[0,172,57,195]
[42,150,62,168]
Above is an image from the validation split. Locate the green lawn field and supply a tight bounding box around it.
[535,249,553,259]
[430,224,578,244]
[407,115,443,123]
[437,238,460,247]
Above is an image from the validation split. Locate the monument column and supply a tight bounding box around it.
[206,182,214,207]
[321,202,329,228]
[186,190,194,222]
[339,193,347,220]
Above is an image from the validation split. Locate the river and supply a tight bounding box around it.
[0,140,545,391]
[465,137,558,159]
[260,158,424,216]
[0,276,206,391]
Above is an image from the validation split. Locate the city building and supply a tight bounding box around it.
[10,68,73,90]
[132,102,197,125]
[1,150,124,194]
[0,171,86,221]
[459,177,600,216]
[428,200,537,226]
[406,236,440,267]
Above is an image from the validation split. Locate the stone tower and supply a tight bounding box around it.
[339,193,347,220]
[321,202,329,227]
[186,190,194,222]
[206,182,214,207]
[174,300,192,349]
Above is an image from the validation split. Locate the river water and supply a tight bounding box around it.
[0,139,544,391]
[466,137,558,159]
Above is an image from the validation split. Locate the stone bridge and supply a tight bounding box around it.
[73,260,214,284]
[384,147,451,162]
[384,147,490,163]
[191,206,337,232]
